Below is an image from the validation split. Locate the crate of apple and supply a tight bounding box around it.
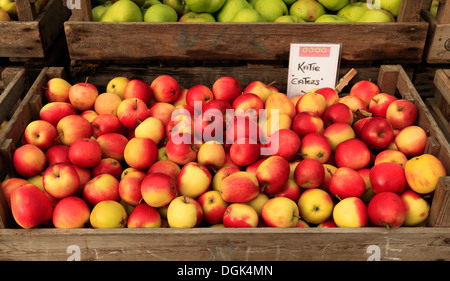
[2,65,448,230]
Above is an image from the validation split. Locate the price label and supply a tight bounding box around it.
[287,43,341,98]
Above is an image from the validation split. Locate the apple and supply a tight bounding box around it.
[127,202,162,228]
[291,112,324,138]
[92,158,123,179]
[260,112,292,138]
[94,92,123,116]
[322,102,354,126]
[368,192,407,228]
[360,117,394,150]
[299,132,331,164]
[256,155,290,194]
[232,93,264,119]
[73,166,91,196]
[80,110,98,123]
[186,84,214,110]
[198,190,229,225]
[404,154,446,194]
[338,95,366,113]
[147,160,181,180]
[329,167,365,199]
[141,172,177,208]
[223,203,258,227]
[322,122,355,152]
[197,141,226,170]
[294,158,325,189]
[244,192,269,218]
[45,78,72,102]
[167,195,203,228]
[1,178,31,208]
[374,149,408,168]
[118,170,146,206]
[69,138,102,168]
[194,108,225,142]
[90,200,128,228]
[52,196,90,228]
[106,76,130,100]
[116,98,150,129]
[265,128,300,161]
[96,133,128,162]
[317,219,337,228]
[56,114,93,146]
[184,0,226,13]
[401,190,430,227]
[10,184,53,229]
[212,76,242,104]
[123,79,153,105]
[275,179,301,202]
[13,144,47,178]
[394,125,427,158]
[369,162,406,194]
[23,120,57,150]
[225,115,260,144]
[297,188,333,224]
[177,162,211,198]
[124,137,158,170]
[179,11,216,22]
[349,80,380,107]
[143,3,178,22]
[229,137,260,167]
[315,87,339,107]
[150,75,180,103]
[368,93,398,118]
[149,102,176,125]
[211,166,240,191]
[172,88,188,106]
[39,102,78,126]
[219,171,260,203]
[91,114,123,138]
[320,163,337,192]
[289,0,326,22]
[83,174,120,206]
[332,197,368,227]
[68,81,99,111]
[352,117,371,138]
[385,99,418,130]
[296,91,327,117]
[243,81,274,103]
[165,133,198,165]
[134,116,165,145]
[261,197,299,227]
[43,163,80,199]
[266,92,296,120]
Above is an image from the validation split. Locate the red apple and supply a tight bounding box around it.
[68,81,99,111]
[294,158,325,189]
[225,115,260,144]
[13,144,47,177]
[186,84,214,110]
[80,110,98,123]
[291,112,324,139]
[256,155,290,194]
[222,203,258,227]
[322,122,356,152]
[368,192,407,227]
[92,158,123,179]
[127,203,161,228]
[56,114,93,146]
[124,137,158,170]
[368,93,398,118]
[165,133,198,165]
[315,87,339,107]
[43,163,80,199]
[69,138,102,168]
[46,144,70,165]
[334,138,371,170]
[45,78,71,103]
[148,102,176,125]
[141,172,177,208]
[212,76,242,104]
[374,149,408,168]
[385,99,418,130]
[39,102,78,127]
[299,132,331,164]
[243,81,274,104]
[232,93,264,119]
[229,137,260,167]
[349,80,380,107]
[91,114,123,138]
[23,120,57,150]
[116,98,150,129]
[394,125,427,158]
[339,95,366,113]
[329,167,365,199]
[265,128,300,161]
[1,178,32,208]
[118,170,146,206]
[274,179,301,202]
[123,79,153,105]
[369,162,406,194]
[147,160,181,181]
[150,75,180,103]
[96,133,128,162]
[322,103,354,127]
[83,173,120,206]
[198,190,229,225]
[352,117,372,138]
[52,196,90,228]
[219,171,260,203]
[360,117,394,150]
[194,108,225,143]
[296,91,327,117]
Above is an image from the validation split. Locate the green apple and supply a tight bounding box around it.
[337,2,369,22]
[179,11,216,22]
[100,0,144,22]
[254,0,288,22]
[144,3,178,21]
[0,0,16,19]
[379,0,402,17]
[231,8,268,22]
[141,0,162,14]
[274,14,305,22]
[163,0,191,15]
[317,0,348,11]
[0,8,10,21]
[289,0,325,22]
[217,0,252,22]
[315,14,350,22]
[356,8,395,22]
[185,0,226,13]
[92,1,112,21]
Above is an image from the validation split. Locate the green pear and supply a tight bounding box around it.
[231,8,268,22]
[248,0,258,7]
[217,0,253,22]
[379,0,402,17]
[100,0,143,22]
[0,0,16,19]
[0,8,10,21]
[282,0,297,5]
[356,8,395,22]
[185,0,226,13]
[317,0,348,11]
[144,3,178,22]
[337,2,369,22]
[274,14,305,22]
[141,0,162,14]
[179,11,216,22]
[92,1,112,21]
[131,0,146,7]
[289,0,325,22]
[430,0,439,17]
[163,0,190,15]
[254,0,288,22]
[315,14,350,22]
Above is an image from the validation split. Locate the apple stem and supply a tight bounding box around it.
[84,77,89,86]
[335,194,342,201]
[267,81,277,88]
[385,223,391,231]
[326,168,334,177]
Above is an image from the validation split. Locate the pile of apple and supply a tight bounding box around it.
[93,0,402,23]
[2,68,447,230]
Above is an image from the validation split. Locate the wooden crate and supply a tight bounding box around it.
[63,0,430,65]
[426,69,450,143]
[422,0,450,63]
[0,0,71,60]
[0,64,449,261]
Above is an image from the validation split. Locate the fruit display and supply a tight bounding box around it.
[92,0,405,23]
[2,68,447,230]
[0,0,49,21]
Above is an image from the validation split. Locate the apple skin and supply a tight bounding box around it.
[23,120,57,150]
[369,162,406,194]
[404,154,446,194]
[127,202,162,228]
[275,179,301,202]
[261,197,299,227]
[118,170,146,206]
[212,166,240,191]
[332,197,368,227]
[69,82,99,111]
[150,75,180,103]
[374,149,407,168]
[394,125,427,158]
[94,92,123,116]
[165,134,198,165]
[80,110,98,123]
[243,81,274,104]
[297,188,333,225]
[96,133,128,162]
[52,196,90,228]
[296,91,327,117]
[266,92,296,120]
[229,137,260,167]
[91,114,124,139]
[10,184,53,229]
[315,87,339,107]
[219,171,260,203]
[13,144,47,178]
[334,138,371,170]
[368,192,407,228]
[294,158,325,189]
[135,116,165,145]
[292,112,324,139]
[360,117,394,150]
[92,158,123,179]
[83,174,120,207]
[368,93,398,118]
[116,98,150,129]
[352,117,371,138]
[124,137,158,170]
[232,93,264,119]
[149,102,176,125]
[256,155,290,194]
[56,114,93,146]
[167,195,203,228]
[349,80,380,107]
[147,160,181,180]
[223,203,259,227]
[329,167,366,199]
[123,79,153,105]
[339,95,366,113]
[1,178,30,208]
[198,190,229,225]
[299,132,331,164]
[45,78,72,103]
[43,163,80,199]
[177,162,212,198]
[69,138,103,169]
[186,84,214,109]
[264,128,300,161]
[322,122,355,153]
[322,102,354,126]
[212,76,242,104]
[90,200,128,229]
[141,172,177,208]
[197,141,226,170]
[385,99,418,130]
[400,190,430,227]
[39,102,78,126]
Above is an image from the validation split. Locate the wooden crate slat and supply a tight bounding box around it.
[423,1,450,63]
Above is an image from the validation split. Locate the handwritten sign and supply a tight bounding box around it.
[287,43,341,98]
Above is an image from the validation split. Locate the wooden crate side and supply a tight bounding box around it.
[422,1,450,63]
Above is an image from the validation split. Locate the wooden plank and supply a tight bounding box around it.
[0,22,43,58]
[377,65,400,95]
[429,177,450,227]
[436,0,450,24]
[15,0,36,21]
[397,0,432,22]
[0,69,28,124]
[422,7,450,63]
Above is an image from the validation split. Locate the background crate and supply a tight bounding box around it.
[426,69,450,142]
[422,0,450,63]
[64,0,430,65]
[0,0,71,61]
[0,65,448,261]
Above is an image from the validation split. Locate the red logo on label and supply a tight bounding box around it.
[299,46,331,57]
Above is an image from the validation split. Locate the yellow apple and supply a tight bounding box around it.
[401,190,430,226]
[223,203,259,227]
[297,188,333,224]
[106,77,130,100]
[167,196,203,228]
[333,197,368,227]
[197,141,226,171]
[244,192,269,218]
[134,116,166,145]
[90,200,128,228]
[177,162,211,198]
[261,197,299,227]
[404,154,446,194]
